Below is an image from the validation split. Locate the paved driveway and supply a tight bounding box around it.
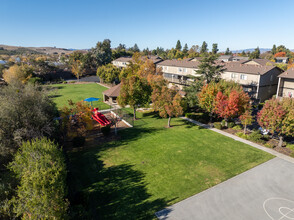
[156,158,294,220]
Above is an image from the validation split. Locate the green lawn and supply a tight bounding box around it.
[48,83,110,110]
[67,111,274,219]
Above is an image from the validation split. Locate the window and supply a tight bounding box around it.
[178,68,182,72]
[231,73,237,78]
[270,74,273,81]
[240,74,247,80]
[183,68,187,73]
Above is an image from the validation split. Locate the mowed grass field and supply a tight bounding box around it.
[49,83,110,110]
[67,111,274,219]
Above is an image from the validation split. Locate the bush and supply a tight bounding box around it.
[101,125,111,136]
[232,125,242,130]
[265,143,275,148]
[8,138,68,219]
[247,130,265,144]
[221,120,226,127]
[227,122,235,128]
[185,112,210,123]
[235,132,248,139]
[27,77,42,85]
[72,136,86,148]
[213,122,223,130]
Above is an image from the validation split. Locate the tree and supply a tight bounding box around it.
[249,47,260,59]
[129,43,140,53]
[8,138,68,219]
[241,51,246,56]
[225,48,232,55]
[96,63,120,83]
[176,40,182,51]
[240,110,254,135]
[183,43,188,56]
[152,86,183,127]
[272,44,277,55]
[200,41,208,54]
[274,52,286,57]
[0,82,58,159]
[196,53,225,83]
[118,75,151,120]
[184,79,203,107]
[3,64,33,84]
[257,98,294,147]
[71,60,83,81]
[214,89,250,124]
[92,39,112,66]
[212,43,218,54]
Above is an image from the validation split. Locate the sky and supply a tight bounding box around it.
[1,0,294,51]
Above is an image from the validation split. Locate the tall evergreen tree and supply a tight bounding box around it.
[225,48,231,55]
[212,43,219,54]
[249,47,260,59]
[196,54,225,83]
[130,43,140,52]
[241,50,246,56]
[271,44,277,55]
[183,43,188,55]
[176,40,182,51]
[200,41,208,53]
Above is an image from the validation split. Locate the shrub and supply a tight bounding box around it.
[27,77,42,85]
[265,143,275,148]
[8,138,68,219]
[235,132,248,139]
[221,120,226,127]
[101,125,111,136]
[227,122,235,128]
[286,144,294,150]
[72,136,86,148]
[232,124,242,130]
[247,130,265,144]
[214,122,223,130]
[185,112,210,123]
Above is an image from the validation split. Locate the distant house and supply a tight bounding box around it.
[112,55,163,69]
[102,84,121,104]
[275,57,289,64]
[232,56,249,62]
[0,60,6,65]
[222,59,282,102]
[276,68,294,98]
[218,55,233,62]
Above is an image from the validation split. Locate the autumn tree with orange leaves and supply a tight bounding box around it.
[152,86,183,127]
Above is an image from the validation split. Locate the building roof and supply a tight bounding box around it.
[103,84,121,97]
[278,68,294,79]
[275,57,289,60]
[224,63,277,75]
[218,55,233,59]
[232,56,249,61]
[157,59,201,68]
[113,55,163,64]
[243,58,274,66]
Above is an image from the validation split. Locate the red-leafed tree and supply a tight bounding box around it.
[152,86,183,127]
[214,89,250,124]
[274,52,286,57]
[257,98,294,147]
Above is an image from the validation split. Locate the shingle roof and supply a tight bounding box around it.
[157,59,200,68]
[278,68,294,79]
[243,59,274,66]
[219,55,233,59]
[103,84,121,97]
[113,55,163,64]
[224,63,277,75]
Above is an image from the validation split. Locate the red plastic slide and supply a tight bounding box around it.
[92,108,111,126]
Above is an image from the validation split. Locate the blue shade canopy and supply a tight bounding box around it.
[84,97,100,102]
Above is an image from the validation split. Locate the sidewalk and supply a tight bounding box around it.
[181,117,294,164]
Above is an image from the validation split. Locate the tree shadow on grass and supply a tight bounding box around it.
[67,152,172,220]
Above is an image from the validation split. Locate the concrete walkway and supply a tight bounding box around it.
[181,117,294,164]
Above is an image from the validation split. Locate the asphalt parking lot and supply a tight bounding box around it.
[156,157,294,220]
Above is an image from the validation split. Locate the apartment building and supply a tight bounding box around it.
[112,55,163,68]
[276,68,294,98]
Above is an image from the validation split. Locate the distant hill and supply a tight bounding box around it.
[231,48,272,54]
[0,44,86,55]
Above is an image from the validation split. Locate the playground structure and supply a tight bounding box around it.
[92,108,111,126]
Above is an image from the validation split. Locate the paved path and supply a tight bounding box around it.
[156,158,294,220]
[181,117,294,164]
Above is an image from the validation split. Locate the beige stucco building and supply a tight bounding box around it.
[277,68,294,98]
[112,55,163,68]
